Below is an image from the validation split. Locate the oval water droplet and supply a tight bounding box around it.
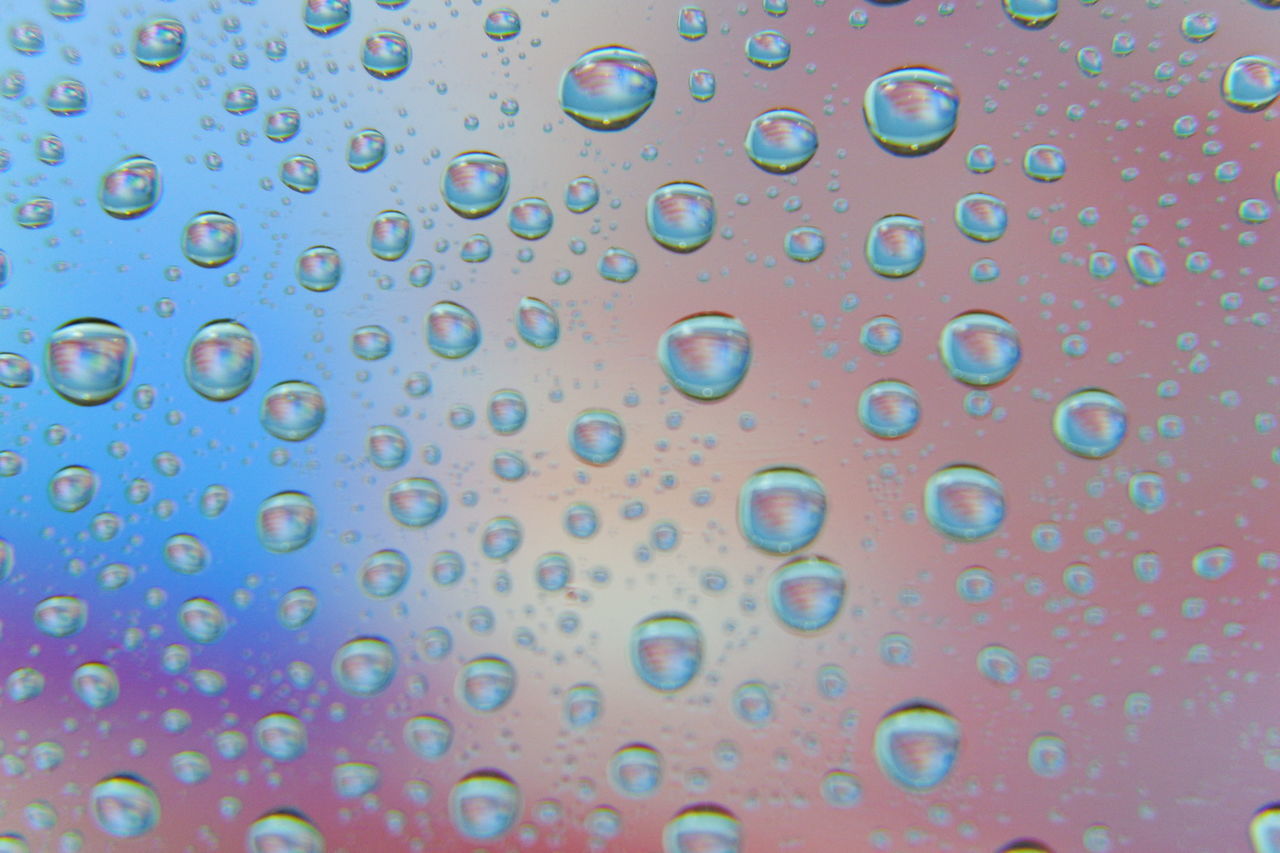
[362,31,410,79]
[458,656,515,712]
[181,211,239,268]
[769,555,845,632]
[100,156,161,219]
[739,467,826,554]
[45,319,135,406]
[866,215,925,277]
[647,182,716,252]
[569,409,625,465]
[441,152,509,219]
[874,702,960,792]
[427,301,481,359]
[90,776,160,838]
[864,67,959,156]
[560,46,657,131]
[450,770,521,840]
[858,380,920,438]
[1002,0,1057,28]
[924,464,1005,541]
[744,108,817,174]
[332,636,396,696]
[185,320,258,401]
[658,312,751,401]
[631,613,702,692]
[256,491,317,553]
[1053,389,1127,458]
[663,804,741,853]
[1222,55,1280,112]
[134,18,185,69]
[939,311,1021,386]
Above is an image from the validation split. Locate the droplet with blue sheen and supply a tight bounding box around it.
[745,30,790,69]
[45,319,135,406]
[296,245,341,292]
[256,491,317,553]
[874,702,961,792]
[663,805,740,853]
[858,380,920,438]
[570,409,625,465]
[866,215,925,277]
[348,129,386,171]
[442,152,509,218]
[658,312,751,401]
[560,46,657,131]
[769,555,845,632]
[785,226,825,262]
[955,192,1007,242]
[565,175,600,212]
[304,0,350,36]
[426,301,480,359]
[1053,389,1126,458]
[332,636,397,696]
[1023,144,1066,182]
[939,312,1021,386]
[265,108,300,142]
[281,155,318,193]
[647,182,715,252]
[369,209,412,260]
[677,6,708,40]
[450,770,520,840]
[488,389,527,434]
[46,79,87,116]
[1126,244,1166,286]
[1002,0,1057,29]
[181,211,239,268]
[90,776,160,838]
[864,67,959,156]
[362,31,410,79]
[739,467,826,554]
[100,155,161,219]
[598,247,638,282]
[861,315,902,355]
[458,656,515,712]
[134,18,185,69]
[1222,55,1280,112]
[610,744,663,798]
[405,715,452,760]
[387,477,446,527]
[924,465,1005,541]
[508,197,553,239]
[745,108,817,173]
[484,9,521,40]
[632,613,702,692]
[185,320,257,401]
[247,812,325,853]
[690,69,716,101]
[517,296,559,348]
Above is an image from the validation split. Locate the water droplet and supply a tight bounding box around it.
[939,311,1021,386]
[246,811,325,853]
[49,466,96,512]
[861,315,903,355]
[1002,0,1057,29]
[296,245,341,292]
[864,67,959,156]
[1023,144,1066,182]
[134,18,185,69]
[1126,244,1166,286]
[632,613,702,691]
[609,744,663,798]
[565,176,600,212]
[569,409,625,465]
[100,156,161,219]
[332,636,397,696]
[1127,471,1165,513]
[45,319,135,406]
[362,31,410,79]
[658,312,751,401]
[1053,389,1127,458]
[516,297,559,348]
[181,211,239,268]
[745,30,790,69]
[732,681,774,726]
[369,209,411,260]
[304,0,351,36]
[866,215,925,277]
[647,182,716,252]
[690,69,717,101]
[442,152,509,219]
[1028,733,1067,778]
[784,226,825,262]
[955,192,1007,242]
[874,702,960,792]
[254,713,307,761]
[427,301,481,359]
[450,770,521,840]
[265,108,300,142]
[924,465,1005,541]
[769,555,845,632]
[256,491,317,553]
[484,9,522,40]
[458,656,515,711]
[404,715,452,760]
[488,390,527,435]
[663,804,741,853]
[1251,804,1280,853]
[177,597,227,644]
[185,320,258,401]
[821,770,862,808]
[1000,841,1055,853]
[281,155,319,193]
[348,129,386,171]
[966,143,996,173]
[739,467,826,554]
[34,595,87,637]
[46,79,88,116]
[1192,545,1234,581]
[359,549,409,598]
[598,247,639,282]
[508,197,554,239]
[677,6,709,40]
[90,776,160,838]
[387,477,446,527]
[0,353,32,388]
[1222,55,1280,112]
[1181,12,1217,42]
[858,380,920,438]
[560,46,657,131]
[744,108,818,173]
[278,588,317,630]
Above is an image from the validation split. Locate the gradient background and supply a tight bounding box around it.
[1,0,1279,850]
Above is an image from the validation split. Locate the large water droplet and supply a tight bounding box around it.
[90,776,160,838]
[450,770,521,840]
[939,311,1021,386]
[769,555,845,632]
[426,301,481,359]
[739,467,826,554]
[185,320,258,401]
[362,31,410,79]
[458,656,516,711]
[1223,55,1280,112]
[45,319,135,406]
[631,613,702,691]
[134,18,185,69]
[1002,0,1057,28]
[569,409,624,465]
[441,152,509,219]
[866,215,925,277]
[332,636,396,696]
[663,804,741,853]
[864,67,959,156]
[858,380,920,438]
[658,312,751,401]
[246,811,325,853]
[1053,389,1126,458]
[647,182,716,252]
[609,744,663,798]
[257,491,317,553]
[744,108,817,174]
[560,46,657,131]
[874,702,960,792]
[924,465,1005,541]
[181,211,239,268]
[100,156,161,219]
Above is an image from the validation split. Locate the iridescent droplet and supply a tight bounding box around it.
[246,811,324,853]
[690,69,717,101]
[488,389,527,434]
[739,467,826,554]
[864,67,959,156]
[785,226,825,262]
[387,477,446,528]
[745,30,790,69]
[874,702,960,792]
[34,594,87,636]
[1181,11,1217,42]
[45,319,135,406]
[569,409,624,465]
[732,682,773,726]
[1250,803,1280,853]
[265,108,300,142]
[866,215,925,277]
[516,296,559,348]
[658,312,751,401]
[858,380,920,438]
[450,770,520,840]
[254,713,307,761]
[954,192,1007,242]
[1222,55,1280,112]
[100,156,161,219]
[332,636,396,696]
[1002,0,1057,29]
[304,0,351,36]
[609,744,663,798]
[1028,733,1067,778]
[1053,389,1127,458]
[647,182,715,252]
[278,588,317,630]
[0,353,32,389]
[181,211,239,268]
[598,247,638,282]
[90,776,159,838]
[177,597,226,644]
[427,301,481,359]
[508,197,553,239]
[1126,244,1166,286]
[663,804,740,853]
[1192,545,1235,581]
[442,153,506,219]
[484,8,521,40]
[565,176,600,213]
[1023,144,1066,182]
[405,715,452,760]
[769,555,845,632]
[1127,471,1165,513]
[632,613,702,692]
[48,465,95,514]
[939,311,1021,386]
[369,209,411,260]
[359,549,409,598]
[348,128,386,171]
[458,656,515,712]
[924,465,1005,541]
[362,31,410,79]
[280,155,319,193]
[134,18,185,69]
[185,320,257,401]
[46,79,88,116]
[296,245,341,292]
[560,46,657,131]
[677,6,709,40]
[861,315,902,355]
[256,491,317,553]
[744,108,817,173]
